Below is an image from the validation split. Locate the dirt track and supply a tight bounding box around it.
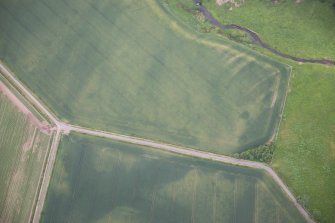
[0,61,315,223]
[32,129,61,223]
[194,0,335,65]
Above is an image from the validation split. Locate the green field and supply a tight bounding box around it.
[204,0,335,60]
[272,64,335,223]
[41,133,306,223]
[0,0,290,154]
[166,0,335,60]
[0,89,51,222]
[2,0,332,222]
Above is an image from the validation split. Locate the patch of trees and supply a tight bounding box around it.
[233,144,275,164]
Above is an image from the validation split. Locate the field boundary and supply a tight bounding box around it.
[267,64,293,148]
[0,59,314,222]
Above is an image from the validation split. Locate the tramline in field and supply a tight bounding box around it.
[0,79,51,223]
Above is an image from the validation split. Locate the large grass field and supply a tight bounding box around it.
[272,64,335,223]
[204,0,335,60]
[165,1,335,222]
[41,133,306,223]
[0,0,290,154]
[0,84,51,223]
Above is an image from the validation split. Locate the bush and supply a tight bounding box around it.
[233,144,275,164]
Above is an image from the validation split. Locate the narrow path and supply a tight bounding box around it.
[195,0,335,65]
[0,62,315,223]
[32,129,61,223]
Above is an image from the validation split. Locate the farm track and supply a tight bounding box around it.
[0,62,314,223]
[194,0,335,65]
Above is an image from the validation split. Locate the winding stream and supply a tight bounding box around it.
[194,0,335,65]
